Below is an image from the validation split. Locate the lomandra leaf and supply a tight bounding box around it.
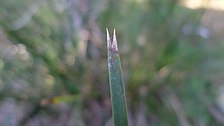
[107,28,128,126]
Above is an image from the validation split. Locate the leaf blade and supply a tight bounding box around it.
[107,28,128,126]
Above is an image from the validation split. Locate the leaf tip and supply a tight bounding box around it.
[106,28,111,48]
[112,28,118,51]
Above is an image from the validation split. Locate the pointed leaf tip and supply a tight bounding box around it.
[106,28,111,48]
[112,29,118,51]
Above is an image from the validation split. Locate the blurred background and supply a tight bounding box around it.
[1,0,224,126]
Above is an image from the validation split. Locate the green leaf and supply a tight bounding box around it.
[107,28,128,126]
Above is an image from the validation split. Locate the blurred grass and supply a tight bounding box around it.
[0,0,224,126]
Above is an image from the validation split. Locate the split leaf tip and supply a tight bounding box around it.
[106,28,119,52]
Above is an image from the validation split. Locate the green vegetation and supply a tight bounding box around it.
[0,0,224,126]
[107,29,128,126]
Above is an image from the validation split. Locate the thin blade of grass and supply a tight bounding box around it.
[107,28,128,126]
